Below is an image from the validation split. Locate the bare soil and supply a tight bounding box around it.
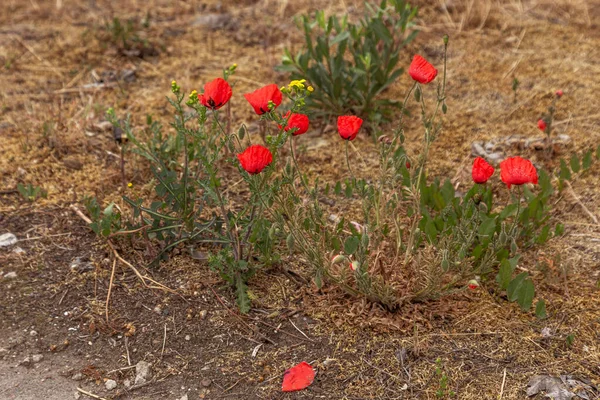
[1,1,599,399]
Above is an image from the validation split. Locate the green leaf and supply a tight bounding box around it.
[596,145,600,160]
[507,272,527,302]
[582,150,592,170]
[554,223,565,236]
[535,299,547,319]
[570,154,580,173]
[559,159,571,181]
[478,216,497,238]
[235,276,250,314]
[497,259,513,290]
[344,236,359,255]
[516,279,535,311]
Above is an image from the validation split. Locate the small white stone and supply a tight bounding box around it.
[32,354,43,363]
[72,373,83,381]
[185,335,191,341]
[105,379,117,390]
[29,330,38,337]
[0,233,17,247]
[4,272,17,279]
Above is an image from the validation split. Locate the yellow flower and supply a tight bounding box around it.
[127,182,133,188]
[288,79,307,90]
[171,80,176,86]
[189,89,198,98]
[307,86,314,92]
[232,63,238,68]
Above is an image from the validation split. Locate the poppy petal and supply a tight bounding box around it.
[337,115,363,141]
[472,157,495,184]
[499,156,538,189]
[237,145,273,175]
[244,84,283,115]
[199,78,232,110]
[409,55,438,84]
[282,361,315,392]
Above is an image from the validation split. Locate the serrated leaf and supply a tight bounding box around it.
[235,276,250,314]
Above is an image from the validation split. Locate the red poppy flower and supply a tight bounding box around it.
[243,84,282,115]
[472,157,495,184]
[500,156,538,189]
[198,78,232,110]
[237,145,273,175]
[409,55,438,84]
[278,112,309,136]
[537,119,547,131]
[282,361,315,392]
[337,115,363,141]
[555,90,563,98]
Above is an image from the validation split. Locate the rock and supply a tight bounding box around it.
[123,379,131,388]
[70,257,94,273]
[191,13,233,29]
[185,335,191,341]
[30,330,38,337]
[134,361,152,385]
[201,378,211,387]
[4,272,17,279]
[62,157,83,171]
[32,354,43,363]
[0,347,8,355]
[179,394,189,400]
[12,246,25,254]
[74,392,81,400]
[199,310,208,320]
[20,356,31,366]
[71,372,83,381]
[105,379,117,390]
[0,233,18,247]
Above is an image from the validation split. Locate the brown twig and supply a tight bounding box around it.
[106,257,117,323]
[76,387,108,400]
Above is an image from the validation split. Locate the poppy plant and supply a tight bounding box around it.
[282,361,315,392]
[500,156,538,189]
[537,119,547,131]
[409,55,438,84]
[243,84,282,115]
[198,78,232,110]
[237,145,273,175]
[278,112,309,136]
[337,115,363,141]
[472,157,495,184]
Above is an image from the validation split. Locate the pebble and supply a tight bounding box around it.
[30,330,38,337]
[185,335,191,341]
[179,395,188,400]
[32,354,43,363]
[135,361,152,385]
[201,378,212,387]
[124,379,131,388]
[71,372,83,381]
[4,272,17,279]
[105,379,117,390]
[12,247,25,254]
[0,233,17,247]
[74,391,81,400]
[199,310,208,319]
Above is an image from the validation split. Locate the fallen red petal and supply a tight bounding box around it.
[282,361,315,392]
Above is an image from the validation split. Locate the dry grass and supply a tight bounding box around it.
[1,0,599,398]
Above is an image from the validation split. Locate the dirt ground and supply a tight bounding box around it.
[1,0,599,399]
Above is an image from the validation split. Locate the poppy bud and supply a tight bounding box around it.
[467,279,479,290]
[537,119,547,131]
[555,90,563,98]
[405,161,411,169]
[331,254,346,265]
[473,193,482,205]
[113,124,127,145]
[443,34,449,45]
[350,260,359,271]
